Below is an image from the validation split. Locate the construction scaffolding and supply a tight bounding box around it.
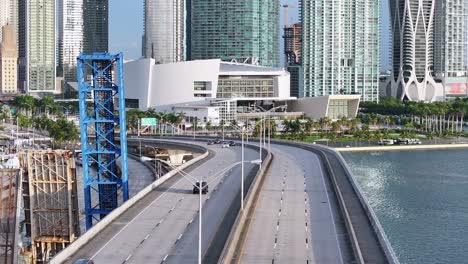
[20,150,79,263]
[77,53,129,229]
[0,169,20,264]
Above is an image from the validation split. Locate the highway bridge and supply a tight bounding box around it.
[52,137,398,264]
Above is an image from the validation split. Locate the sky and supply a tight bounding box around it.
[109,0,391,70]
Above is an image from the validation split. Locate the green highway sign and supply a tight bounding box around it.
[141,118,157,126]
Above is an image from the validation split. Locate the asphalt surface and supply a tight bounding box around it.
[75,156,155,232]
[241,144,353,263]
[67,141,259,264]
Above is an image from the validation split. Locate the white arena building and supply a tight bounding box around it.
[123,58,360,122]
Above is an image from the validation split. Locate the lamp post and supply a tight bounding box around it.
[167,159,261,264]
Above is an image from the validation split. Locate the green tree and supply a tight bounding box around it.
[17,113,31,130]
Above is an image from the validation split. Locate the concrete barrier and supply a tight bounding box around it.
[218,148,273,264]
[271,140,399,264]
[336,143,468,152]
[50,141,210,264]
[327,147,400,264]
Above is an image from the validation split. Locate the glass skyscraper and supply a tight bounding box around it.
[144,0,185,64]
[83,0,108,53]
[57,0,83,82]
[389,0,438,101]
[301,0,380,102]
[19,0,56,92]
[190,0,280,67]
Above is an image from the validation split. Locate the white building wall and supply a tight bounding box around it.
[149,59,220,107]
[124,58,154,110]
[274,74,291,98]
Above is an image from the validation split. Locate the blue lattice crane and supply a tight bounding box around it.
[77,53,129,229]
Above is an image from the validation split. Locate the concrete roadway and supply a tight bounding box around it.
[241,143,353,263]
[67,141,259,264]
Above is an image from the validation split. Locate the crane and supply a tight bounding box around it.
[282,4,298,27]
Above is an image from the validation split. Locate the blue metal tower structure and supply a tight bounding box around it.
[77,53,129,229]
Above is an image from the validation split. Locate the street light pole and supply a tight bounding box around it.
[241,127,245,211]
[198,181,202,264]
[259,119,262,169]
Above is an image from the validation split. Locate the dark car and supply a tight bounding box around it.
[228,141,236,146]
[193,181,208,194]
[213,139,222,144]
[74,259,94,264]
[207,140,214,145]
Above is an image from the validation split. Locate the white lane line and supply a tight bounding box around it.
[90,175,187,260]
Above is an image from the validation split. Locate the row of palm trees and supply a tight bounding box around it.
[362,97,468,134]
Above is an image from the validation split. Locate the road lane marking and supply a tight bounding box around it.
[90,175,188,259]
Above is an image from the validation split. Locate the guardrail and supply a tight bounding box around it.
[127,136,399,263]
[271,140,399,264]
[50,141,210,264]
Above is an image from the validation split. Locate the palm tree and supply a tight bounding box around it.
[318,117,332,132]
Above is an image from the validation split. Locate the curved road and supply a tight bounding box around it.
[66,140,259,264]
[241,143,354,263]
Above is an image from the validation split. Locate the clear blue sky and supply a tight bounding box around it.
[109,0,390,70]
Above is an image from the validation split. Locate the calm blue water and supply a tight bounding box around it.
[342,149,468,264]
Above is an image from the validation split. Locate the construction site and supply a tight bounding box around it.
[0,150,80,264]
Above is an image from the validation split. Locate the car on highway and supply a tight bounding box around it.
[221,142,230,148]
[213,139,222,144]
[207,140,214,145]
[74,259,94,264]
[193,181,208,194]
[228,141,236,146]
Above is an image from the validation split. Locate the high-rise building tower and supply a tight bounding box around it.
[433,0,468,98]
[388,0,440,101]
[284,23,302,98]
[57,0,84,82]
[19,0,56,93]
[144,0,185,64]
[190,0,280,67]
[0,0,18,44]
[0,24,18,94]
[301,0,380,102]
[284,23,302,66]
[83,0,108,53]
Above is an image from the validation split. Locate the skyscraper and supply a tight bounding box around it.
[19,0,56,93]
[190,0,280,67]
[0,0,18,43]
[301,0,380,102]
[57,0,83,82]
[284,23,302,98]
[0,24,18,94]
[83,0,108,53]
[284,23,302,66]
[144,0,185,63]
[389,0,439,101]
[433,0,468,98]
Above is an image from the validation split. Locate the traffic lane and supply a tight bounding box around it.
[241,145,311,263]
[66,144,236,263]
[90,145,238,263]
[164,147,260,264]
[125,145,256,264]
[278,144,352,263]
[242,144,349,263]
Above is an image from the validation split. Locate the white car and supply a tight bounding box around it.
[221,143,230,148]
